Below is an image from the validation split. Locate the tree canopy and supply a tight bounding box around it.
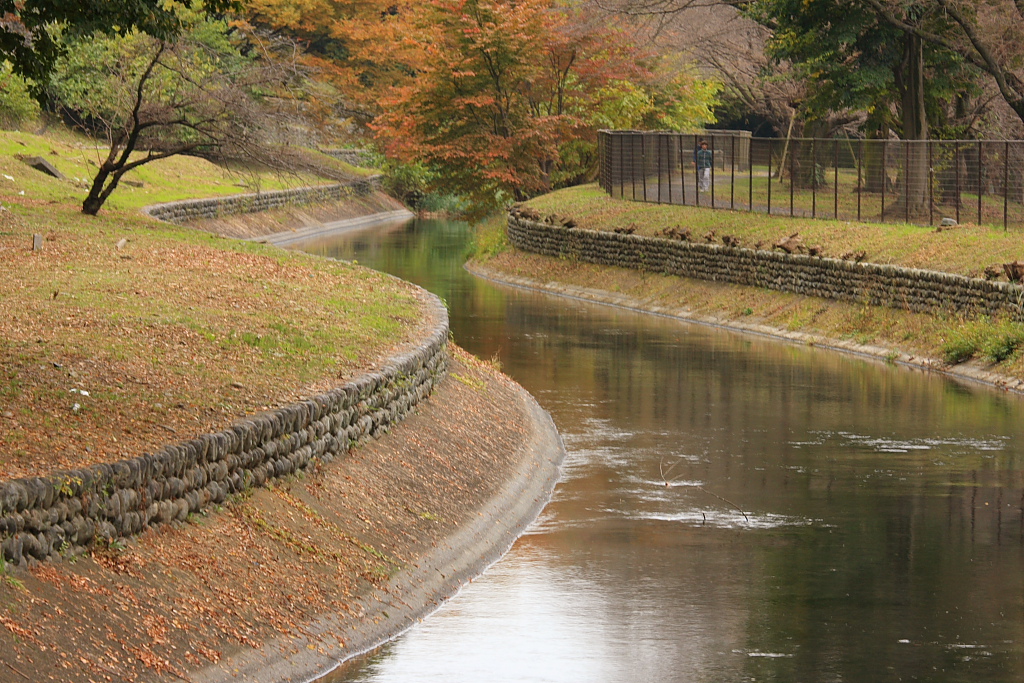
[0,0,238,84]
[370,0,719,213]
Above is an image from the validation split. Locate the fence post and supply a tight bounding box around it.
[679,135,687,206]
[641,134,648,202]
[694,134,700,205]
[748,138,753,212]
[663,134,671,205]
[659,133,667,202]
[928,140,934,225]
[811,138,817,218]
[626,132,634,198]
[789,140,795,217]
[834,139,839,219]
[1005,140,1010,231]
[881,140,887,220]
[768,138,773,216]
[955,140,961,224]
[904,141,910,224]
[731,135,736,210]
[978,139,983,226]
[857,139,863,221]
[711,136,716,209]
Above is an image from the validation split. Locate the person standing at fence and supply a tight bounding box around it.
[695,140,713,193]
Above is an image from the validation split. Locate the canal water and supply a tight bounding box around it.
[294,218,1024,683]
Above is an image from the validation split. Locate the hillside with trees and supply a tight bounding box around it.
[2,0,1020,215]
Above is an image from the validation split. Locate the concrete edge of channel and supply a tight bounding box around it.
[192,381,567,683]
[252,209,415,247]
[465,260,1024,397]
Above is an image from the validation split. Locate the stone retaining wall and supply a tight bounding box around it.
[320,149,371,167]
[144,177,381,225]
[0,297,448,566]
[507,215,1024,320]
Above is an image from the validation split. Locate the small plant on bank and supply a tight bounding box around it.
[981,323,1024,363]
[942,320,1024,364]
[0,561,24,590]
[942,325,981,364]
[468,216,509,260]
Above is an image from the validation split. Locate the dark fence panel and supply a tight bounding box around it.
[596,131,1024,231]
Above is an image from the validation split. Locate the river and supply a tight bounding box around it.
[293,217,1024,683]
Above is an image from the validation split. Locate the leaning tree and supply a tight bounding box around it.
[50,13,310,215]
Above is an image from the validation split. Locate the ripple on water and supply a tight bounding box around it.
[613,508,823,530]
[821,431,1010,454]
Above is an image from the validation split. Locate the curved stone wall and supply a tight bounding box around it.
[144,177,381,225]
[0,297,448,566]
[507,215,1024,321]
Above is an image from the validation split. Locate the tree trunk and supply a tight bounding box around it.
[888,32,930,219]
[862,115,888,193]
[793,119,828,189]
[82,167,113,216]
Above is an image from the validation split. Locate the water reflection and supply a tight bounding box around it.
[298,218,1024,683]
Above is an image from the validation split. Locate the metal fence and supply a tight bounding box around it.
[598,130,1024,231]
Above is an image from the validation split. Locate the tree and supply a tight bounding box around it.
[50,13,310,215]
[861,0,1024,126]
[373,0,717,213]
[242,0,424,127]
[748,0,996,214]
[594,0,1024,128]
[0,0,237,85]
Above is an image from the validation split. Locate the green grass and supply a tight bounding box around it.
[0,128,374,213]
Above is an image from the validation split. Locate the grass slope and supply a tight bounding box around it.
[0,128,421,481]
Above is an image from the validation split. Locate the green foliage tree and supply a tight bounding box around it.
[50,11,308,215]
[0,61,39,128]
[745,0,978,214]
[0,0,238,86]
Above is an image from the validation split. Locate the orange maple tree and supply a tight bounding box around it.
[243,0,424,124]
[370,0,647,212]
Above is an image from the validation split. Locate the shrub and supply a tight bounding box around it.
[417,193,466,216]
[0,62,39,129]
[981,323,1024,363]
[941,326,980,364]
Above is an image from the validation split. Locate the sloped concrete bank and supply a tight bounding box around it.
[255,209,414,247]
[143,179,383,225]
[195,370,564,683]
[467,260,1024,395]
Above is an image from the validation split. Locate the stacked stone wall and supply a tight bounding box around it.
[144,178,381,225]
[0,297,448,566]
[507,216,1024,320]
[320,149,371,166]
